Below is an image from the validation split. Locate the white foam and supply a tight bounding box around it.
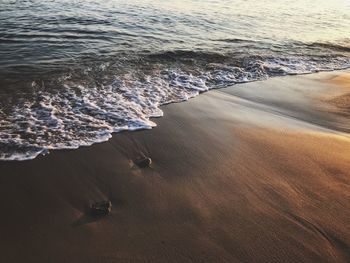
[1,56,349,161]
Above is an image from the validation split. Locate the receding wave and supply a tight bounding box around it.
[0,51,350,161]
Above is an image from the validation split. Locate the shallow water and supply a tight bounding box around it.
[0,0,350,160]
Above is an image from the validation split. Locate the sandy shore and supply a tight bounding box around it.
[0,71,350,263]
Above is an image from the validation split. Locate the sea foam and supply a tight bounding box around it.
[0,55,349,160]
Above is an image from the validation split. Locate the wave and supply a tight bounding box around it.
[307,42,350,53]
[0,51,350,161]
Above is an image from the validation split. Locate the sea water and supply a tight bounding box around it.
[0,0,349,160]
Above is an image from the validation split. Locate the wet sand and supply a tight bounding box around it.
[0,71,350,263]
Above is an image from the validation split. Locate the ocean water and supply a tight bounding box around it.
[0,0,350,160]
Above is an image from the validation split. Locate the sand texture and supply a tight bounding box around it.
[0,71,349,263]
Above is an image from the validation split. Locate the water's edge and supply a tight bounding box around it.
[2,67,348,162]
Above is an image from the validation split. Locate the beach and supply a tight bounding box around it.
[0,70,349,262]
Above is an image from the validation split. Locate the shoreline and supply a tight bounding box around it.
[2,68,350,162]
[0,70,349,262]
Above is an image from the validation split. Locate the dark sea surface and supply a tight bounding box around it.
[0,0,350,160]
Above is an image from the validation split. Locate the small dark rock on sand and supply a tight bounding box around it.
[90,200,112,216]
[135,157,152,168]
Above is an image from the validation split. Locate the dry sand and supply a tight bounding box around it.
[0,71,349,263]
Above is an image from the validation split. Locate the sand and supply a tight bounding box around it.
[323,73,350,116]
[0,71,349,263]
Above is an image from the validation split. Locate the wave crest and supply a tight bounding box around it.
[1,52,350,160]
